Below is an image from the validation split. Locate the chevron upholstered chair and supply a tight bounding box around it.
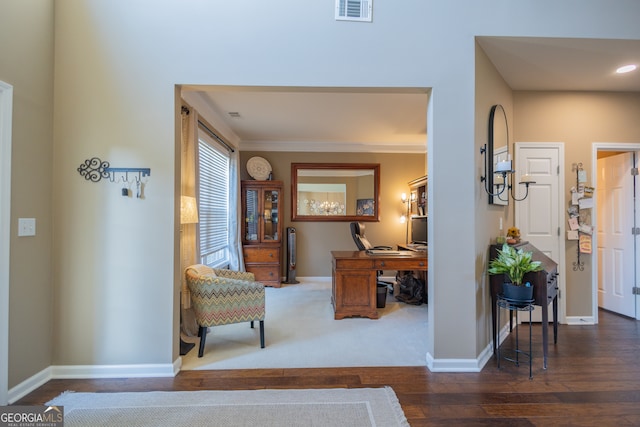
[185,264,265,357]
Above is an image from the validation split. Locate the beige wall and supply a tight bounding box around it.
[3,0,640,396]
[474,42,515,354]
[240,151,426,277]
[513,91,640,317]
[0,0,55,389]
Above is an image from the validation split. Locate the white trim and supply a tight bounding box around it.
[51,362,179,379]
[426,346,492,372]
[591,142,640,322]
[7,361,180,404]
[8,367,52,404]
[565,315,596,325]
[0,81,13,406]
[239,140,426,154]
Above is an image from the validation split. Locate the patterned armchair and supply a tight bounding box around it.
[185,264,266,358]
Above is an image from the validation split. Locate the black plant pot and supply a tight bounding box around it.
[502,282,534,303]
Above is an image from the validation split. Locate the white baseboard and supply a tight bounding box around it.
[425,339,496,373]
[8,361,180,404]
[426,352,483,372]
[51,362,178,379]
[565,315,596,325]
[295,276,331,282]
[8,366,52,404]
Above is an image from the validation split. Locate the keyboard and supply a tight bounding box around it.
[366,250,409,255]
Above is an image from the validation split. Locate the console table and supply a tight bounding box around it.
[331,250,427,320]
[489,242,559,369]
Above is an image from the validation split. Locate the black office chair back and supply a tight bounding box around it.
[350,222,372,250]
[350,222,393,287]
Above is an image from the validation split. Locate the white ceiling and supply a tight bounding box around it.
[477,37,640,91]
[183,86,430,153]
[183,37,640,153]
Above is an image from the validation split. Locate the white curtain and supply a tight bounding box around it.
[228,148,245,271]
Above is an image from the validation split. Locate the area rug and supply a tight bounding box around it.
[181,278,428,370]
[47,387,409,427]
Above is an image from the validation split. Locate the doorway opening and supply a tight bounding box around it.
[591,143,640,322]
[177,85,432,369]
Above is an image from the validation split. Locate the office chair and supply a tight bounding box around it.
[350,222,392,252]
[350,222,393,288]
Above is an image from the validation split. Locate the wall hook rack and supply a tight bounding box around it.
[77,157,151,183]
[571,162,586,271]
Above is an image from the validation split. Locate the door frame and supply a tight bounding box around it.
[0,81,13,405]
[515,142,567,324]
[591,142,640,322]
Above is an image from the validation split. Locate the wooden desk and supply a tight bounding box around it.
[331,250,427,320]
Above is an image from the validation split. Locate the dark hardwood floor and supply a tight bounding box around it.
[14,309,640,426]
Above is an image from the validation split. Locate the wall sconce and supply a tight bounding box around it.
[480,104,535,203]
[480,148,535,202]
[400,192,416,243]
[180,196,199,225]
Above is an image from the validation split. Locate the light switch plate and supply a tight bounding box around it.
[18,218,36,236]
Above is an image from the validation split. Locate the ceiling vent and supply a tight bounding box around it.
[335,0,372,22]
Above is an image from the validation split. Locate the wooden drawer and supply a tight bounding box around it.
[334,258,374,270]
[243,247,279,263]
[246,265,280,283]
[373,258,427,270]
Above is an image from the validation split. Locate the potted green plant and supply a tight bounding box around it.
[488,243,543,302]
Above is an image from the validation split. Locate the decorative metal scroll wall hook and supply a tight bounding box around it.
[77,157,111,182]
[77,157,150,197]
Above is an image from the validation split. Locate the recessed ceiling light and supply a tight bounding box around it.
[616,64,637,74]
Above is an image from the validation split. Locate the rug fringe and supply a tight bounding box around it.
[384,386,410,427]
[45,390,75,406]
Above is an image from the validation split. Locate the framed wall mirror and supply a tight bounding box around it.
[488,104,509,205]
[291,163,380,222]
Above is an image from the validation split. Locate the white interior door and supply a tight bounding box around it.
[596,152,636,318]
[515,143,565,323]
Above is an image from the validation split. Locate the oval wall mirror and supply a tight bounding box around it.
[488,104,509,205]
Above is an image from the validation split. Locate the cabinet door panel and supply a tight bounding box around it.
[243,188,260,242]
[262,189,281,242]
[339,272,374,307]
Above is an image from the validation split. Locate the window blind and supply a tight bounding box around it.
[197,136,230,268]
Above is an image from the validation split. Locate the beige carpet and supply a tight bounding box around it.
[181,277,428,370]
[47,387,409,427]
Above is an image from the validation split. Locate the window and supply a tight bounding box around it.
[197,131,230,268]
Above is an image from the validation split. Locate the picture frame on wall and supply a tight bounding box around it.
[356,199,375,216]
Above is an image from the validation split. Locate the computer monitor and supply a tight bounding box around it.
[410,216,427,245]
